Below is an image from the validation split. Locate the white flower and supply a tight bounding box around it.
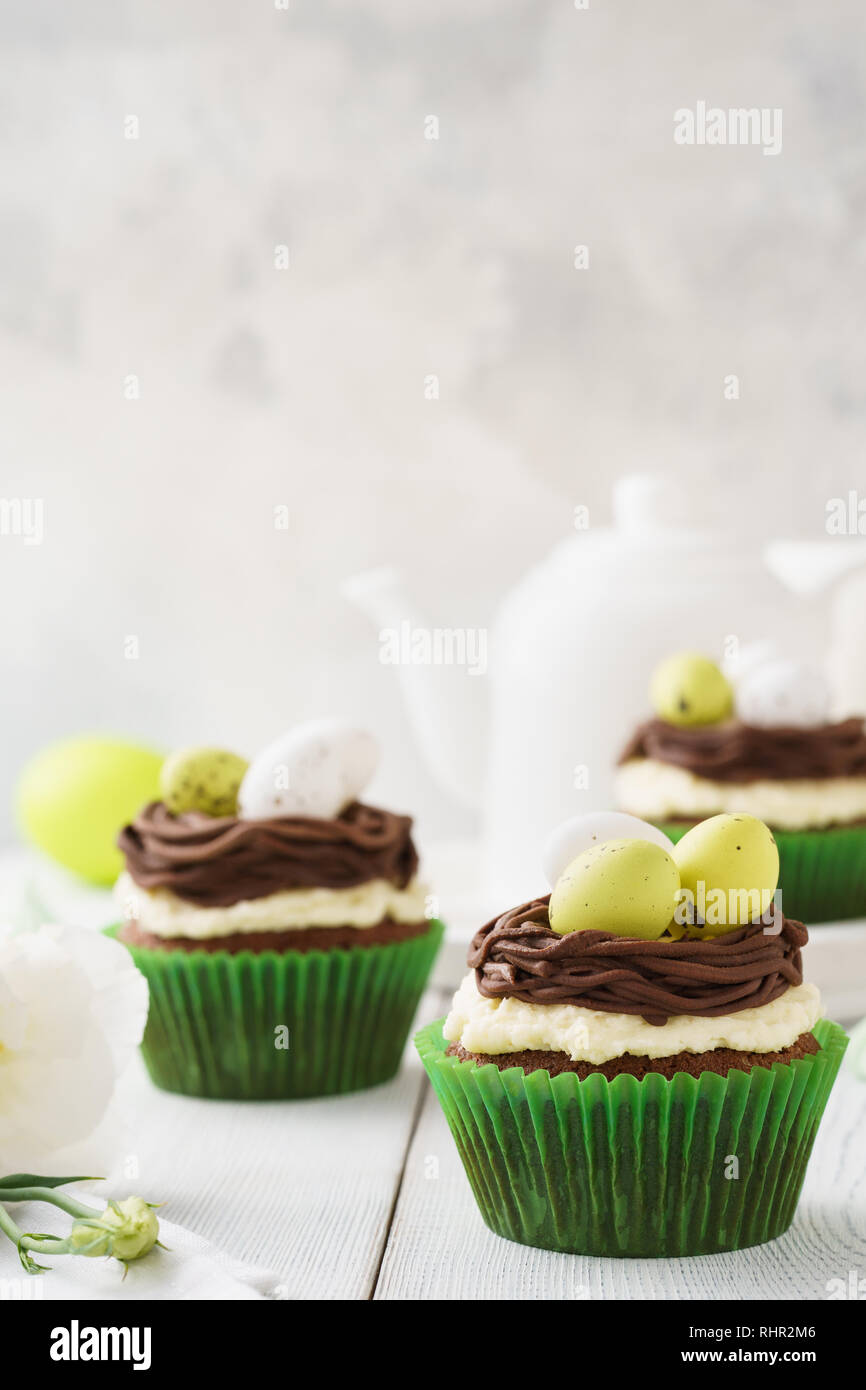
[0,926,148,1172]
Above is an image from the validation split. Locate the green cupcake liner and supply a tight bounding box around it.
[108,920,443,1100]
[416,1017,847,1257]
[659,820,866,924]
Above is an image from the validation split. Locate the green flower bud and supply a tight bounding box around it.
[69,1197,159,1263]
[68,1221,111,1258]
[101,1197,160,1262]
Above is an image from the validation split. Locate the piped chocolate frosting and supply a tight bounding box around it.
[619,716,866,783]
[117,800,419,907]
[469,896,806,1026]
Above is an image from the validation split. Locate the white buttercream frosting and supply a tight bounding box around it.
[443,970,822,1064]
[617,758,866,831]
[115,871,429,939]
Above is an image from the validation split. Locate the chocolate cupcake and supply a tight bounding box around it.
[617,651,866,922]
[417,810,847,1257]
[109,722,443,1098]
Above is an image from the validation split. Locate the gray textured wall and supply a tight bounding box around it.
[2,1,864,842]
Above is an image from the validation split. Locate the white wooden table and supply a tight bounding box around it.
[94,983,864,1301]
[3,851,866,1300]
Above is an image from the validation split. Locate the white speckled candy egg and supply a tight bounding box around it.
[736,659,830,729]
[721,639,781,687]
[331,721,379,799]
[238,721,379,820]
[542,812,676,889]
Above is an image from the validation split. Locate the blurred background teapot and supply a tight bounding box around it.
[346,473,866,903]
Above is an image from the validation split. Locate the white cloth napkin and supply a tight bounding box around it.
[0,1201,279,1300]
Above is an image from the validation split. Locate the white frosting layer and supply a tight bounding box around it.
[617,758,866,831]
[443,971,822,1064]
[115,871,429,939]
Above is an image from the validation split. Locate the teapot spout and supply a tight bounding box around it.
[342,567,487,811]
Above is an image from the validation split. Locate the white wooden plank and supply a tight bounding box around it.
[101,989,438,1300]
[375,1051,866,1300]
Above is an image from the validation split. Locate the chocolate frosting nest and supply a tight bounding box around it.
[117,801,419,907]
[469,897,806,1026]
[619,716,866,783]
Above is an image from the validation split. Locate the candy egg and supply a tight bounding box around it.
[17,735,163,884]
[672,813,779,934]
[542,812,675,888]
[298,719,379,805]
[238,720,379,821]
[549,838,681,940]
[736,658,829,729]
[721,639,780,687]
[160,747,249,818]
[329,721,379,799]
[650,652,733,727]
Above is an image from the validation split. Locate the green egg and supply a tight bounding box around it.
[650,652,733,727]
[548,838,681,940]
[17,735,164,885]
[672,813,779,934]
[159,746,248,818]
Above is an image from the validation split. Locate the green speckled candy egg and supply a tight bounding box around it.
[650,652,733,727]
[672,813,779,933]
[17,735,163,884]
[549,838,681,939]
[160,746,248,818]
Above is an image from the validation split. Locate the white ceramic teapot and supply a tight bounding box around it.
[345,474,852,903]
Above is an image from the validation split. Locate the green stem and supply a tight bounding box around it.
[19,1235,71,1255]
[0,1201,69,1252]
[0,1193,86,1270]
[0,1202,24,1248]
[0,1187,96,1220]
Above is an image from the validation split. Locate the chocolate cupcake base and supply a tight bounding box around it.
[119,917,430,954]
[447,1030,820,1080]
